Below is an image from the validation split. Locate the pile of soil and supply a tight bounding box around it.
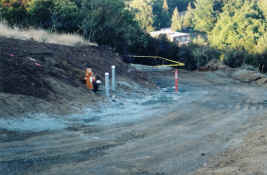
[201,59,267,87]
[232,69,267,86]
[0,37,150,117]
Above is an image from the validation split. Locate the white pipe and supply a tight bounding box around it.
[105,72,110,97]
[111,65,116,92]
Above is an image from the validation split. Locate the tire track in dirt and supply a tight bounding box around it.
[0,129,120,175]
[1,70,267,175]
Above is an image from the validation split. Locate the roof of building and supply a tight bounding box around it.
[169,32,190,37]
[150,28,190,38]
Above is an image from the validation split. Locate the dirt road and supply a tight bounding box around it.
[1,69,267,175]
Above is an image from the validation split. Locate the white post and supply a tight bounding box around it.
[111,65,116,92]
[105,72,110,97]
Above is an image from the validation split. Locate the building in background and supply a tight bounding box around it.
[150,28,191,46]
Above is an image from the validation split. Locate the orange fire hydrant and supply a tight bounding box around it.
[84,68,94,90]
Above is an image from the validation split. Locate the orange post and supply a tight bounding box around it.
[85,68,94,90]
[175,69,179,92]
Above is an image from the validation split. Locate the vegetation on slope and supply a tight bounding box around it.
[0,0,267,70]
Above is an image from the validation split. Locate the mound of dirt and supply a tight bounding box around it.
[232,69,264,83]
[202,59,267,87]
[231,69,267,88]
[0,37,150,117]
[207,59,228,70]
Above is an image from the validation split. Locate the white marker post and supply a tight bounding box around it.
[105,72,110,97]
[111,65,116,92]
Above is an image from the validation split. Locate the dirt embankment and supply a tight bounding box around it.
[0,37,150,118]
[203,60,267,87]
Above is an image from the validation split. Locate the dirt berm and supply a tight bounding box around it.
[0,37,150,118]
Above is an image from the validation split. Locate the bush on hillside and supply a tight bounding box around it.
[221,49,245,68]
[0,0,80,32]
[178,45,196,70]
[179,44,221,70]
[27,0,80,32]
[0,0,183,67]
[259,52,267,73]
[27,0,54,28]
[0,0,30,26]
[80,0,142,52]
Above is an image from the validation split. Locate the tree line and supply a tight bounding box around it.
[128,0,193,32]
[1,0,266,70]
[150,0,267,69]
[0,0,184,63]
[188,0,267,68]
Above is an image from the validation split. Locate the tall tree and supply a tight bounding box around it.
[26,0,80,32]
[258,0,267,20]
[159,0,170,28]
[167,0,195,13]
[171,7,182,31]
[208,0,265,53]
[183,3,194,29]
[163,0,169,12]
[130,0,154,32]
[0,0,31,26]
[193,0,217,32]
[81,0,141,50]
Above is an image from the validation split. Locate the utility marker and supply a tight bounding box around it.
[105,72,110,97]
[111,65,116,91]
[175,69,179,92]
[85,68,93,90]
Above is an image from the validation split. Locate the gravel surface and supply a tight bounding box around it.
[1,68,267,175]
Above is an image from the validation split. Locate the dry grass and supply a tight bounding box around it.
[0,22,98,47]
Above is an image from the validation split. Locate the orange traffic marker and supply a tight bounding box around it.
[85,68,94,90]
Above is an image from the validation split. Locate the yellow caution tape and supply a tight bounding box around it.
[153,64,183,68]
[128,55,185,67]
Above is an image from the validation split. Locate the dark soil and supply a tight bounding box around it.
[0,37,150,117]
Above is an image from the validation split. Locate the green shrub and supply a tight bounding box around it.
[0,0,30,26]
[0,0,183,67]
[27,0,80,32]
[259,52,267,73]
[222,49,246,68]
[27,0,54,28]
[50,0,80,32]
[179,44,220,70]
[80,0,153,53]
[178,45,197,70]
